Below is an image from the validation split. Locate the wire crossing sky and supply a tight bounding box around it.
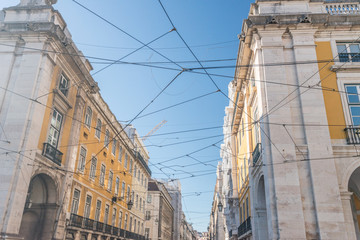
[0,0,254,232]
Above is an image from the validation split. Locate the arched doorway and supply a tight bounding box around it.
[19,174,58,240]
[255,175,269,240]
[348,167,360,239]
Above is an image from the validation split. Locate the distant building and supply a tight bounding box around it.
[145,179,174,240]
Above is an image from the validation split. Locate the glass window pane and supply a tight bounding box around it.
[337,44,347,53]
[346,86,360,103]
[350,44,360,53]
[351,106,360,116]
[353,117,360,126]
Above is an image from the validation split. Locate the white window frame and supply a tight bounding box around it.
[71,189,80,214]
[47,109,63,148]
[84,106,92,128]
[112,139,117,156]
[115,177,120,196]
[104,129,110,148]
[95,118,102,139]
[100,164,106,186]
[95,199,101,221]
[84,194,92,219]
[77,146,87,172]
[108,170,113,192]
[90,157,97,180]
[59,73,69,96]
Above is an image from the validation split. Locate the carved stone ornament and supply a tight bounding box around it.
[20,0,57,6]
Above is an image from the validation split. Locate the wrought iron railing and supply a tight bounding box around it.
[238,217,252,237]
[345,127,360,144]
[229,229,233,237]
[325,3,360,15]
[252,143,262,166]
[69,213,83,228]
[42,143,63,165]
[104,224,112,234]
[67,215,145,239]
[134,150,152,175]
[83,217,94,230]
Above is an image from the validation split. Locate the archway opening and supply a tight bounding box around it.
[255,175,269,240]
[348,167,360,239]
[19,174,58,240]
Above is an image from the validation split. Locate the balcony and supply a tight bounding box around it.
[238,216,251,237]
[325,3,360,15]
[252,143,262,166]
[134,150,152,175]
[339,53,360,63]
[67,214,145,239]
[69,214,83,228]
[42,142,63,166]
[345,127,360,144]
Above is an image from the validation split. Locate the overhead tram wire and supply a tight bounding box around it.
[92,30,174,76]
[72,0,184,71]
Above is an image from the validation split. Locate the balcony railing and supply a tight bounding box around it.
[345,127,360,144]
[83,217,94,230]
[104,224,112,234]
[229,230,233,237]
[69,214,83,228]
[67,215,145,239]
[134,150,152,175]
[238,217,252,237]
[42,142,63,165]
[252,143,262,166]
[339,53,360,62]
[325,3,360,15]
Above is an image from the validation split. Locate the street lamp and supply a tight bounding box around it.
[218,201,223,212]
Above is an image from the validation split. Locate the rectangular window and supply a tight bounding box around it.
[246,197,249,219]
[134,165,137,177]
[346,85,360,125]
[143,200,145,213]
[146,211,150,220]
[84,106,92,128]
[124,214,128,230]
[59,74,69,96]
[118,211,123,228]
[145,228,150,238]
[48,109,63,147]
[84,195,92,218]
[124,153,128,169]
[136,194,138,209]
[141,174,143,185]
[100,164,106,186]
[95,200,101,221]
[71,189,80,214]
[253,107,260,144]
[115,177,120,196]
[240,205,243,223]
[108,171,113,192]
[129,216,133,232]
[104,129,110,148]
[121,182,125,199]
[90,157,97,180]
[337,43,360,62]
[147,194,152,203]
[112,139,116,155]
[112,208,116,226]
[129,159,133,173]
[127,186,130,202]
[118,146,123,162]
[104,204,109,225]
[95,119,102,139]
[140,197,142,211]
[77,146,86,172]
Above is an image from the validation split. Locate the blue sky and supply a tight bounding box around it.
[0,0,253,232]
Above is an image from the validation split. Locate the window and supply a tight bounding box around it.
[104,204,109,224]
[141,174,144,186]
[131,191,135,203]
[84,106,92,128]
[240,205,243,223]
[95,119,102,139]
[104,129,110,148]
[118,211,123,228]
[144,178,147,188]
[84,195,92,218]
[77,146,86,172]
[115,177,120,196]
[48,109,63,147]
[145,228,150,238]
[112,139,116,155]
[90,157,97,180]
[95,200,101,221]
[246,197,249,219]
[253,107,260,144]
[145,211,150,220]
[121,182,125,199]
[100,164,106,186]
[139,197,142,211]
[134,220,137,233]
[108,170,113,191]
[118,146,123,162]
[129,216,133,232]
[143,200,145,213]
[127,186,131,202]
[129,159,133,173]
[243,202,246,221]
[134,165,137,177]
[112,208,116,226]
[124,154,128,168]
[346,85,360,125]
[124,214,128,230]
[138,170,140,181]
[71,189,80,214]
[242,120,245,136]
[135,194,138,209]
[59,74,69,96]
[337,43,360,62]
[147,194,152,203]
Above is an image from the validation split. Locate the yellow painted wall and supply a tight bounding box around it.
[68,101,133,228]
[315,41,347,139]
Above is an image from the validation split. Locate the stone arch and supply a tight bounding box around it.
[340,159,360,191]
[348,166,360,239]
[253,174,269,240]
[19,173,59,240]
